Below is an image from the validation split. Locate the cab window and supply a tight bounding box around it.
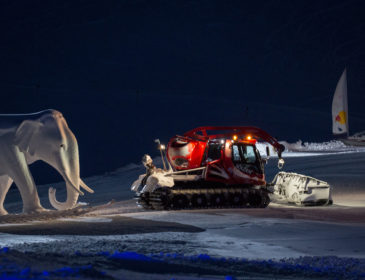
[206,142,222,162]
[232,144,257,164]
[232,143,263,174]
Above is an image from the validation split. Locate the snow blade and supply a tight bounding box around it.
[269,172,332,206]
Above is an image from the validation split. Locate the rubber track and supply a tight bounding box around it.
[138,187,270,211]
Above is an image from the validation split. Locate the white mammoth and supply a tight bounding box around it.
[0,109,94,215]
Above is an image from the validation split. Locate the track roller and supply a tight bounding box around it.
[149,188,170,210]
[259,190,270,208]
[210,193,226,207]
[228,192,243,207]
[248,189,270,208]
[172,194,189,210]
[191,194,207,208]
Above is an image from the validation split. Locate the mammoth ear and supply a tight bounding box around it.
[14,120,43,155]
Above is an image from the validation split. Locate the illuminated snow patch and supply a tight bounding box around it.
[0,233,58,247]
[0,223,34,227]
[58,217,113,223]
[121,212,303,259]
[256,140,365,158]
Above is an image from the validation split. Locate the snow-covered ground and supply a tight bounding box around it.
[0,141,365,279]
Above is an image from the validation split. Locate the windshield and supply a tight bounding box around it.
[232,144,257,164]
[232,143,263,174]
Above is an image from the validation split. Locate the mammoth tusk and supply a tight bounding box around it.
[71,184,84,196]
[64,175,84,196]
[80,179,94,193]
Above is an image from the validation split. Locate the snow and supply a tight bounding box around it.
[57,217,112,223]
[257,140,365,158]
[0,233,57,247]
[121,211,365,259]
[121,212,304,259]
[331,193,365,207]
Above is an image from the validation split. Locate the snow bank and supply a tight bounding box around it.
[257,140,365,158]
[281,140,350,152]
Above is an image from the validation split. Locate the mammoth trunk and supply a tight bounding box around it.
[48,175,80,211]
[48,136,81,210]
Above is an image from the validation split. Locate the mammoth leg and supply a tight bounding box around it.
[8,146,45,214]
[0,175,13,215]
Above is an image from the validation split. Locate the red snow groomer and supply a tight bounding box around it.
[131,126,285,210]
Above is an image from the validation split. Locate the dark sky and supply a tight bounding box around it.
[0,0,364,182]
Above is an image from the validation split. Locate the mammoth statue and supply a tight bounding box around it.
[0,109,94,215]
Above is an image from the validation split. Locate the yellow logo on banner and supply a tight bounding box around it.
[335,111,347,125]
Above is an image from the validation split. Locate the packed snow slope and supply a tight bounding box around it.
[0,141,365,279]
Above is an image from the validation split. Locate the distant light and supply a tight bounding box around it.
[160,144,166,150]
[247,135,252,140]
[221,139,225,144]
[233,135,238,141]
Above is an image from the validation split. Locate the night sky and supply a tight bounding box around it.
[0,0,364,183]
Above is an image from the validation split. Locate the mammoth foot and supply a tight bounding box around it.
[0,208,8,216]
[23,206,49,215]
